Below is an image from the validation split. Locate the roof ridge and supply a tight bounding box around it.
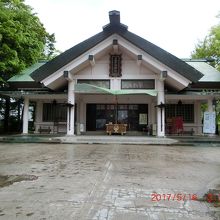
[116,30,203,82]
[31,11,203,84]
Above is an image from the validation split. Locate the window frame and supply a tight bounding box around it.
[121,79,155,89]
[77,79,110,89]
[165,104,194,123]
[42,103,67,122]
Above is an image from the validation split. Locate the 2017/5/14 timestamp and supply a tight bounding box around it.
[151,193,198,202]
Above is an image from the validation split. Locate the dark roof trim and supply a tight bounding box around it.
[31,11,203,83]
[31,31,114,82]
[8,82,43,89]
[188,82,220,89]
[118,30,203,82]
[182,58,216,63]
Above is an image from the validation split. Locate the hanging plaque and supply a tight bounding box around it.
[109,54,122,77]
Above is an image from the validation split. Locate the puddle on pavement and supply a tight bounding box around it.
[0,175,38,188]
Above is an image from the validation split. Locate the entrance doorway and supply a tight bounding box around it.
[86,104,148,131]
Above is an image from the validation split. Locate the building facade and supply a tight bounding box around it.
[4,11,220,137]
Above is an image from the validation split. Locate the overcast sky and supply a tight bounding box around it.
[25,0,220,58]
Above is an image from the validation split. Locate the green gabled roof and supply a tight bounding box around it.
[184,60,220,82]
[8,61,47,82]
[31,11,203,83]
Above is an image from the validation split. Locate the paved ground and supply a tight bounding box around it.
[0,134,179,145]
[0,143,220,220]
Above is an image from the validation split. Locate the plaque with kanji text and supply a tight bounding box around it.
[109,54,122,77]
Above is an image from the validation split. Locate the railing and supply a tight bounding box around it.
[34,122,67,134]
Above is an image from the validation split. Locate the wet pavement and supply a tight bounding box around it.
[0,143,220,219]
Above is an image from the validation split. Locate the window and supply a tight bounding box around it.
[121,80,155,89]
[43,103,67,122]
[109,54,122,77]
[77,80,110,89]
[165,104,194,123]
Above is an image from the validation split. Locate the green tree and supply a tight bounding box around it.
[192,15,220,131]
[0,0,56,83]
[191,14,220,71]
[0,0,57,133]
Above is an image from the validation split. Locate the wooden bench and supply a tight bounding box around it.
[38,126,51,134]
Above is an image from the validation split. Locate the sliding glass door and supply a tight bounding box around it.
[86,104,148,131]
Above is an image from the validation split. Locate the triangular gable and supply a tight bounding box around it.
[31,11,203,84]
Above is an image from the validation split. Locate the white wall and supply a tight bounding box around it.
[74,50,157,89]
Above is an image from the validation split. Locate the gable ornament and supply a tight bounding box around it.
[109,54,122,77]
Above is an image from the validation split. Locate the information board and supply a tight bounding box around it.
[203,112,216,134]
[139,114,148,125]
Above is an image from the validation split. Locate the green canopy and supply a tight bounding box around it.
[75,83,157,96]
